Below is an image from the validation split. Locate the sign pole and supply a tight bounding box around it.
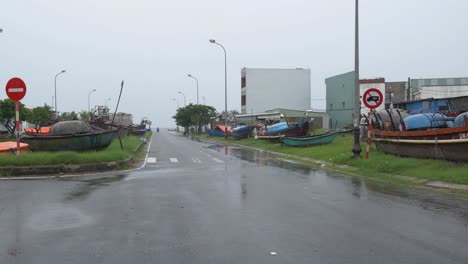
[362,87,383,159]
[365,110,373,159]
[15,101,20,156]
[5,77,27,156]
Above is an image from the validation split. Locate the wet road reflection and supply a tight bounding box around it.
[208,143,468,223]
[63,174,128,201]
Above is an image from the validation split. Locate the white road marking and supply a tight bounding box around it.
[8,88,24,93]
[192,158,202,163]
[146,157,157,163]
[170,158,179,163]
[213,158,224,163]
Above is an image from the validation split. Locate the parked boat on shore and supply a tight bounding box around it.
[371,112,468,161]
[0,142,29,155]
[231,126,254,140]
[207,125,231,137]
[265,119,310,137]
[280,131,338,147]
[21,121,117,152]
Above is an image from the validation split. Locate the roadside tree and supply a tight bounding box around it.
[26,105,51,133]
[173,104,217,134]
[60,111,79,121]
[0,99,28,134]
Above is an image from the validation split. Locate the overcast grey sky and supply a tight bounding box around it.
[1,0,467,127]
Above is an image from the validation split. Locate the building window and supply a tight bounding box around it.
[241,95,246,106]
[330,104,333,110]
[342,101,345,108]
[241,77,246,88]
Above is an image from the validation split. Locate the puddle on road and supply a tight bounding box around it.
[207,143,468,223]
[62,174,127,200]
[206,144,313,175]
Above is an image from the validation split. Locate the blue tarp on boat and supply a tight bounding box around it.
[404,113,448,130]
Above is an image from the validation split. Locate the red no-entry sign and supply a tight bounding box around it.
[5,77,27,101]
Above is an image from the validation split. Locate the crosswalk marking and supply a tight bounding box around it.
[213,158,224,163]
[192,158,202,163]
[147,157,157,163]
[170,158,179,163]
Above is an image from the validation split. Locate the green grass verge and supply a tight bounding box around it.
[0,134,149,166]
[199,133,468,185]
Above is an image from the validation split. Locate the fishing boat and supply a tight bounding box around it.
[131,124,147,136]
[0,142,29,155]
[371,112,468,161]
[21,121,117,152]
[231,126,254,140]
[280,131,338,147]
[207,125,231,137]
[24,127,51,135]
[265,119,310,137]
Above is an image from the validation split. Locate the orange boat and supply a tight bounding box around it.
[0,142,29,155]
[24,127,51,135]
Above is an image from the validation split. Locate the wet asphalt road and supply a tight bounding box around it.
[1,130,468,263]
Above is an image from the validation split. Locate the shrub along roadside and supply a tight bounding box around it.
[199,134,468,186]
[0,135,148,167]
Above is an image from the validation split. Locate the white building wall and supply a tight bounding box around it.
[243,68,311,114]
[416,85,468,100]
[359,82,386,115]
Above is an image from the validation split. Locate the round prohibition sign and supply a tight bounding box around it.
[362,88,383,109]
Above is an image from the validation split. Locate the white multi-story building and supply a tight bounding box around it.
[241,68,311,114]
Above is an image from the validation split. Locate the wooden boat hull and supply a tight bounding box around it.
[371,126,468,140]
[372,125,468,161]
[281,131,338,147]
[21,130,117,152]
[373,138,468,162]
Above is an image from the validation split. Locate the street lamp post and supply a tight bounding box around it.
[88,89,96,114]
[171,98,180,108]
[352,0,362,157]
[54,70,66,115]
[187,74,199,104]
[178,91,186,106]
[171,98,180,131]
[104,97,111,108]
[209,39,228,138]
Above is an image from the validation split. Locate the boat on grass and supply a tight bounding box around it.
[21,121,117,152]
[231,126,254,140]
[265,119,310,137]
[207,125,231,137]
[280,131,338,147]
[0,142,29,155]
[371,112,468,161]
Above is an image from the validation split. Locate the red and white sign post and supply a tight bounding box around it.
[5,78,27,156]
[362,88,383,159]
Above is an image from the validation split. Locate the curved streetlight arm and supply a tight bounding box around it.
[178,91,187,106]
[54,69,67,115]
[88,89,96,113]
[187,74,199,104]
